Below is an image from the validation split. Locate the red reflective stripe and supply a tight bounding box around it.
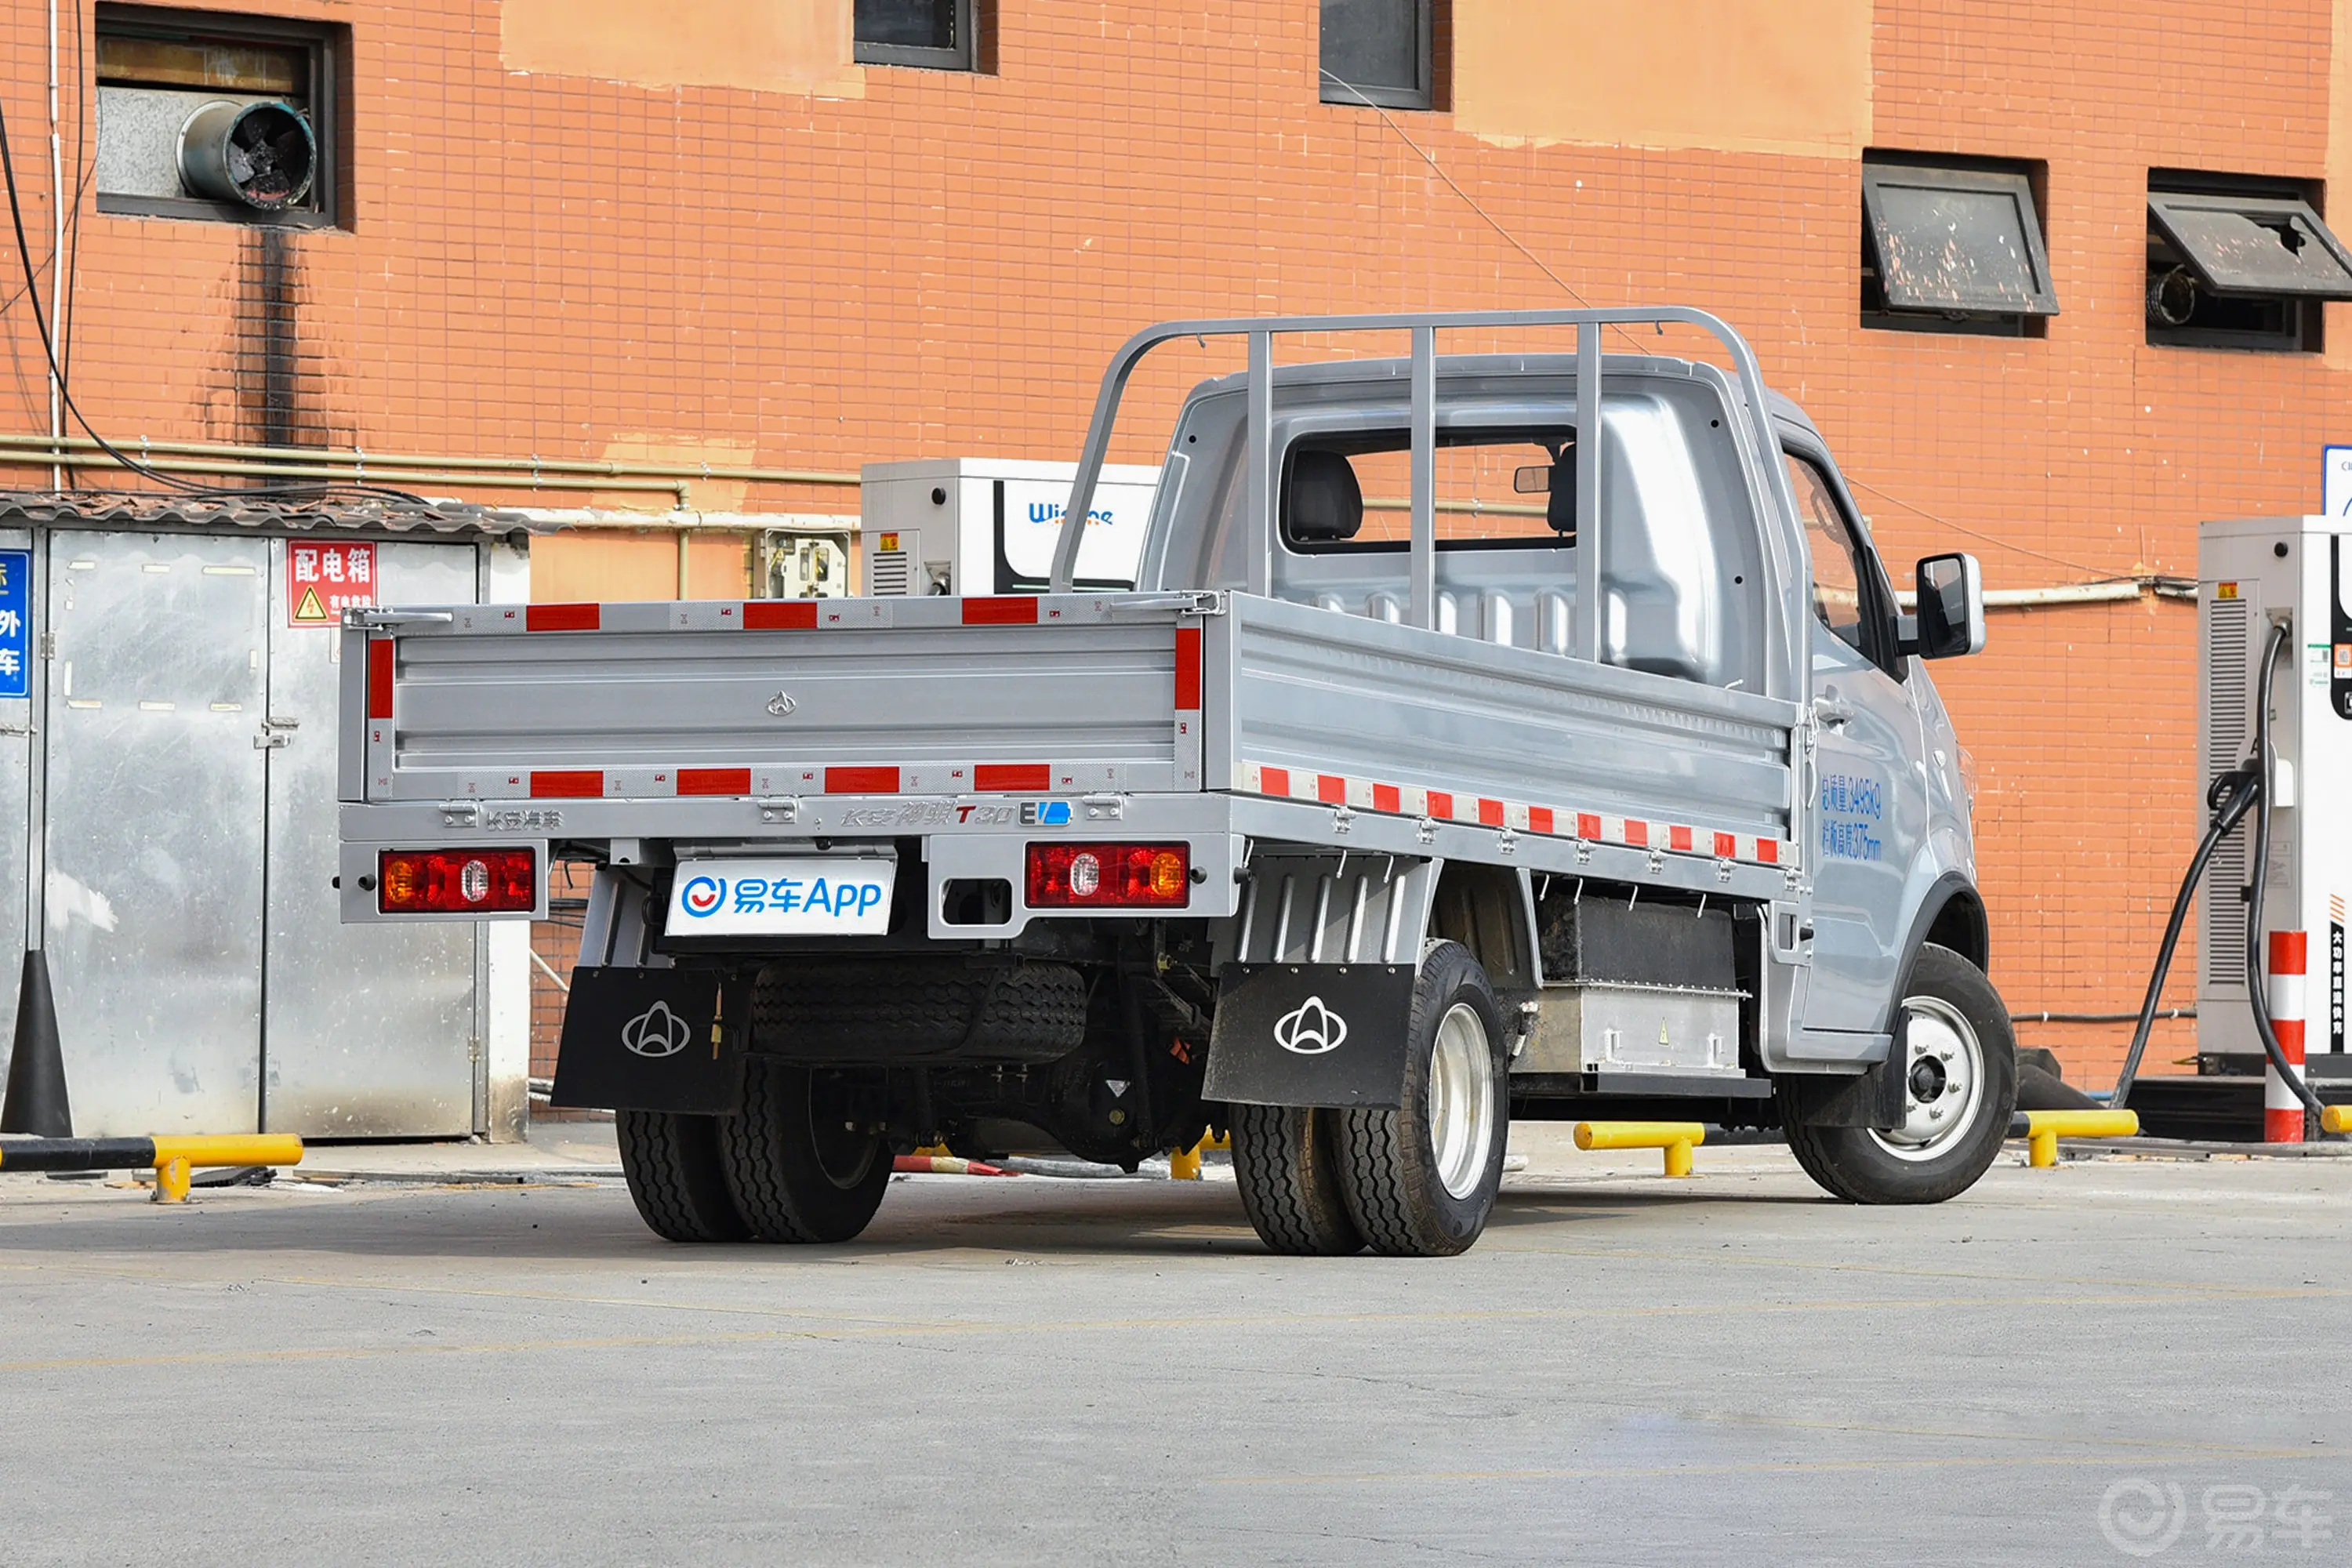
[1623,820,1649,848]
[1478,798,1504,826]
[975,764,1051,792]
[366,638,394,718]
[1669,825,1694,852]
[527,603,601,632]
[1529,807,1554,835]
[1372,782,1402,814]
[1318,774,1346,804]
[1577,812,1602,840]
[963,597,1038,625]
[1756,840,1780,865]
[677,768,751,797]
[1174,625,1203,709]
[1427,790,1454,819]
[1261,766,1290,797]
[1715,831,1737,858]
[531,770,603,798]
[2270,930,2308,976]
[743,601,818,630]
[825,766,899,793]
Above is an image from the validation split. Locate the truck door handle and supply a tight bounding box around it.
[1813,695,1856,729]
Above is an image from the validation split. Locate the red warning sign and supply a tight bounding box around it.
[288,540,377,626]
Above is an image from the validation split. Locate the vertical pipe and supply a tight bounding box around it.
[46,0,63,490]
[1573,322,1603,662]
[22,532,47,946]
[1245,329,1273,598]
[1407,325,1436,629]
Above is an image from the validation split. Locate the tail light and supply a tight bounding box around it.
[1025,843,1190,909]
[378,848,539,914]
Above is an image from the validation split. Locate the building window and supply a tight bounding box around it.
[93,5,342,226]
[854,0,976,71]
[1860,156,2059,336]
[1320,0,1433,111]
[2145,173,2352,353]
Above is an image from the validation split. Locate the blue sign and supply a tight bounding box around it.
[0,550,29,699]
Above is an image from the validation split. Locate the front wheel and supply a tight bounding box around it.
[1780,943,2017,1205]
[719,1058,892,1243]
[1334,941,1510,1257]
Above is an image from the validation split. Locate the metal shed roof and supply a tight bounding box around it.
[0,491,543,538]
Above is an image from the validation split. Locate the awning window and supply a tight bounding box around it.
[2146,192,2352,299]
[1861,164,2060,316]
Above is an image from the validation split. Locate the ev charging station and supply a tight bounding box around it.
[2197,517,2352,1087]
[857,459,1160,597]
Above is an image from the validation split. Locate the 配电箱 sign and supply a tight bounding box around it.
[0,549,27,699]
[288,540,376,626]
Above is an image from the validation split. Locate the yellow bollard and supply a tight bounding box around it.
[152,1156,191,1204]
[1204,1130,1230,1153]
[1573,1120,1706,1178]
[2020,1109,2139,1168]
[1168,1138,1203,1181]
[2323,1105,2350,1135]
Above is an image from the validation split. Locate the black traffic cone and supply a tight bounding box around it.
[1,947,70,1136]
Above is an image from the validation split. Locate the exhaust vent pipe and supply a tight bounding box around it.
[179,100,316,210]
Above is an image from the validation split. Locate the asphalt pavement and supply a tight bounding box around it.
[0,1127,2343,1566]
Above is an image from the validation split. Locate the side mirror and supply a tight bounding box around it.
[1903,552,1985,659]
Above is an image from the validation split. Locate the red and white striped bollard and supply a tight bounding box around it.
[2266,930,2307,1145]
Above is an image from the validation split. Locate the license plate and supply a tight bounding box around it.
[666,856,895,936]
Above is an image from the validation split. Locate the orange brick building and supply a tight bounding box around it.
[3,0,2345,1089]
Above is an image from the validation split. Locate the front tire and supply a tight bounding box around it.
[1231,1103,1364,1255]
[720,1058,892,1243]
[1780,943,2016,1205]
[616,1109,750,1243]
[1334,941,1510,1258]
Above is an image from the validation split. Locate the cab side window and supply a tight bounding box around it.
[1786,455,1871,658]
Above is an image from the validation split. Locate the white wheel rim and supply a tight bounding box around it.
[1867,995,1985,1163]
[1427,1001,1497,1200]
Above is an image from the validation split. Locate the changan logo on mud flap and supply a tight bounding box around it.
[1274,996,1348,1055]
[620,1000,693,1059]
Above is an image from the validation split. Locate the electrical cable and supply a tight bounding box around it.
[2240,620,2325,1117]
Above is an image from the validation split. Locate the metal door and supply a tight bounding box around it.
[45,533,270,1134]
[1803,620,1922,1033]
[263,539,481,1135]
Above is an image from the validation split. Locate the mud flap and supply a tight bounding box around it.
[1203,962,1416,1109]
[550,967,742,1114]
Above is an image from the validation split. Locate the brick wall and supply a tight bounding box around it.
[4,0,2340,1087]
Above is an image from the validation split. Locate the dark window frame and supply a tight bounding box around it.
[2145,172,2350,354]
[1784,442,1905,683]
[92,3,345,230]
[1319,0,1436,112]
[1860,156,2058,337]
[853,0,978,71]
[1276,427,1578,556]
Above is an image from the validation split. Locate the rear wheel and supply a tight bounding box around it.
[720,1058,892,1243]
[615,1109,750,1243]
[1780,944,2016,1205]
[1334,941,1509,1258]
[1231,1103,1364,1255]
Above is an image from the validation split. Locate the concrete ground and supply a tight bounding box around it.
[1,1127,2344,1566]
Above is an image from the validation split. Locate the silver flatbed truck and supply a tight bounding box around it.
[339,308,2011,1257]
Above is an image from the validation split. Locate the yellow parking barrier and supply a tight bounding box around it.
[1168,1137,1205,1181]
[2013,1109,2138,1168]
[2322,1106,2350,1135]
[1573,1120,1705,1178]
[0,1133,303,1203]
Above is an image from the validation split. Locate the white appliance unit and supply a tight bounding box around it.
[2198,517,2352,1069]
[858,459,1161,597]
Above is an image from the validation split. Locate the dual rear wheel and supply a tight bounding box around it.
[617,1058,890,1245]
[1232,941,1512,1258]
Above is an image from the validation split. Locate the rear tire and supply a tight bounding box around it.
[1231,1103,1364,1256]
[1780,943,2016,1205]
[1334,941,1510,1258]
[720,1057,892,1243]
[616,1109,750,1243]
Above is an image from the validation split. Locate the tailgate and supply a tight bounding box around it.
[342,594,1209,804]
